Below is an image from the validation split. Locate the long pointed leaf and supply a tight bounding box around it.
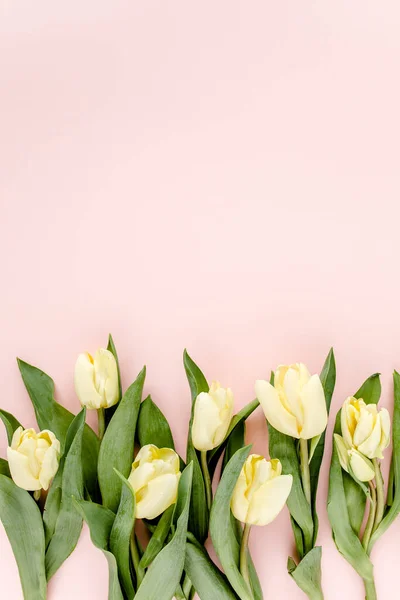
[0,409,23,444]
[98,367,145,512]
[185,542,239,600]
[0,475,47,600]
[137,395,175,449]
[45,409,85,579]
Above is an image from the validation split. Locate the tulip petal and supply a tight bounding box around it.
[191,392,220,451]
[7,447,41,491]
[39,443,59,490]
[349,450,375,482]
[357,412,382,459]
[299,375,327,439]
[230,469,249,523]
[135,473,179,520]
[74,353,103,409]
[282,368,304,428]
[379,408,391,451]
[255,380,299,438]
[247,474,293,526]
[333,434,350,473]
[94,348,119,408]
[353,408,375,448]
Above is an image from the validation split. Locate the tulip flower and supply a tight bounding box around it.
[255,363,327,440]
[191,381,234,452]
[231,454,292,594]
[334,435,375,481]
[7,426,60,498]
[231,454,293,526]
[340,396,390,459]
[74,348,119,411]
[128,444,181,520]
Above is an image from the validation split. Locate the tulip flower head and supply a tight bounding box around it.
[7,427,60,494]
[74,348,119,410]
[334,397,391,481]
[191,381,234,451]
[255,363,327,440]
[128,444,181,520]
[231,454,293,526]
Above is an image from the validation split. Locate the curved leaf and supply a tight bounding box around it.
[98,367,145,512]
[105,334,123,427]
[109,471,136,600]
[17,358,99,499]
[184,350,209,543]
[137,395,175,449]
[0,409,23,444]
[139,504,174,569]
[0,475,47,600]
[45,409,85,579]
[210,445,253,600]
[185,542,239,600]
[370,370,400,548]
[327,411,374,583]
[0,458,11,477]
[354,373,381,405]
[74,500,123,600]
[287,547,323,600]
[135,463,193,600]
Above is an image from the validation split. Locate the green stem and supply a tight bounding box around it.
[97,408,106,441]
[200,451,212,511]
[130,531,144,588]
[372,459,385,531]
[299,439,311,504]
[182,574,192,597]
[240,524,253,598]
[362,483,376,553]
[363,577,377,600]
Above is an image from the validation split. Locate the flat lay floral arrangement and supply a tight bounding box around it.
[0,337,399,600]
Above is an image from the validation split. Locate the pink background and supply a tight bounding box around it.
[1,2,399,598]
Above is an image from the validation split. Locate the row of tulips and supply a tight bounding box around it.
[0,338,398,600]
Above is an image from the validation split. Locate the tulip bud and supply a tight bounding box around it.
[191,381,234,451]
[334,434,375,481]
[128,444,181,520]
[255,363,327,440]
[7,427,60,493]
[231,454,292,526]
[341,397,390,460]
[74,348,119,410]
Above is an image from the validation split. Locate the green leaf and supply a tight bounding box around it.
[104,334,123,427]
[287,546,323,600]
[139,504,174,569]
[309,347,336,543]
[0,409,23,444]
[0,475,47,600]
[343,472,366,535]
[45,409,85,579]
[210,445,253,600]
[185,542,239,600]
[135,463,193,600]
[17,358,100,499]
[109,470,136,600]
[369,370,400,549]
[354,373,381,405]
[268,423,314,557]
[0,458,11,478]
[107,334,122,400]
[137,395,175,449]
[74,500,124,600]
[183,350,209,544]
[327,411,374,583]
[98,367,145,512]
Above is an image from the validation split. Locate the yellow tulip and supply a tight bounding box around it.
[128,444,181,520]
[7,427,60,493]
[334,434,375,481]
[255,363,327,439]
[74,348,119,410]
[231,454,292,526]
[341,396,390,459]
[191,381,234,451]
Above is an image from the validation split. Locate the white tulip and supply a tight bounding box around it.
[74,348,119,410]
[191,381,234,451]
